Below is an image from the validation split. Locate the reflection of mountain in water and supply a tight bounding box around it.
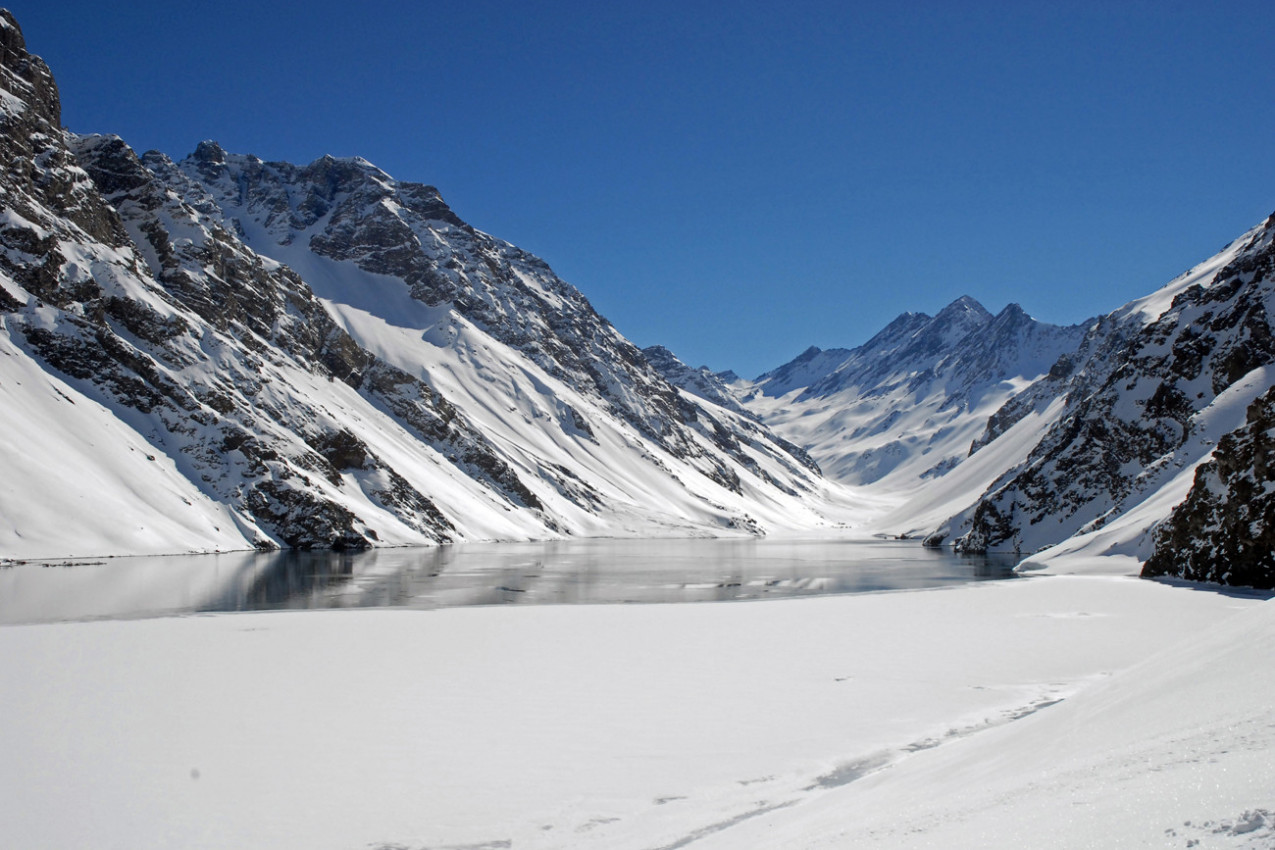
[0,540,1018,625]
[201,551,359,612]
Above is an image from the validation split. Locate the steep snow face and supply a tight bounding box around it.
[744,297,1088,501]
[945,216,1275,557]
[0,12,853,558]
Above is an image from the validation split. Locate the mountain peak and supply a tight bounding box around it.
[0,8,24,47]
[0,8,59,128]
[913,295,993,353]
[794,345,823,362]
[641,344,677,365]
[192,140,226,164]
[935,295,992,321]
[988,302,1034,329]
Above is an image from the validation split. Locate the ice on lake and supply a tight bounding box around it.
[0,537,1019,624]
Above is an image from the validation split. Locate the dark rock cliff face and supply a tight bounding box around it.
[948,214,1275,555]
[0,11,131,302]
[1142,386,1275,588]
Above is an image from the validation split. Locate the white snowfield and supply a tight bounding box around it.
[1,562,1271,849]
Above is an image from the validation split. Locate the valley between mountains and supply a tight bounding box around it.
[3,8,1274,588]
[5,11,1275,850]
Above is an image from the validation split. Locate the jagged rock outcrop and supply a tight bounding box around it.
[946,213,1275,555]
[1142,386,1275,588]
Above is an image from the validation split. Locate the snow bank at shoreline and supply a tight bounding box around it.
[0,575,1270,849]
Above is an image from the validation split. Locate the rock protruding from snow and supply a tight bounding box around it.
[1142,385,1275,588]
[947,212,1275,556]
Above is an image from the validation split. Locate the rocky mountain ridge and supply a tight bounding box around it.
[744,214,1275,587]
[4,7,1273,587]
[0,10,844,558]
[941,216,1275,563]
[742,295,1089,487]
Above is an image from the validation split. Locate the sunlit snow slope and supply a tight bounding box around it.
[0,11,854,558]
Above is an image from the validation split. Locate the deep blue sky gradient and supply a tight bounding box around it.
[10,1,1275,377]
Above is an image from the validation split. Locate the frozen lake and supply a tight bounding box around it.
[2,544,1270,850]
[0,538,1018,625]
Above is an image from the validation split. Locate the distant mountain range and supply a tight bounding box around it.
[724,219,1275,586]
[2,9,1272,587]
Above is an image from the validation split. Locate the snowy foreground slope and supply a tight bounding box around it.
[0,11,851,559]
[1,573,1271,849]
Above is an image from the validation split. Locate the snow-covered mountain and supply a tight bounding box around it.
[0,11,847,558]
[941,215,1275,568]
[5,6,1275,588]
[742,296,1088,498]
[744,213,1275,586]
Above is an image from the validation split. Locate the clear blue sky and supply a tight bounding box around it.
[9,1,1275,378]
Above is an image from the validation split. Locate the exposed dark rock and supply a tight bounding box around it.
[1142,387,1275,588]
[947,213,1275,558]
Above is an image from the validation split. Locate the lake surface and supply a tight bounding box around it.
[0,538,1021,625]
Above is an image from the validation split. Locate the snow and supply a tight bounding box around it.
[695,580,1275,849]
[1020,364,1275,574]
[1118,222,1262,326]
[873,394,1070,538]
[0,573,1269,849]
[216,212,859,539]
[0,325,249,558]
[0,133,863,557]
